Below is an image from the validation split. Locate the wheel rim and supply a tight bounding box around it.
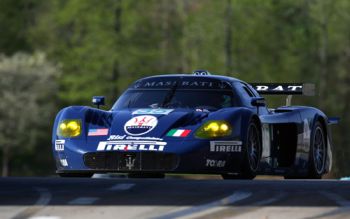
[313,126,326,174]
[247,124,260,171]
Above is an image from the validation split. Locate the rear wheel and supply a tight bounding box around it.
[308,122,326,179]
[284,121,326,179]
[222,121,261,180]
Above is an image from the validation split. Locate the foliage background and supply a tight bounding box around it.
[0,0,348,177]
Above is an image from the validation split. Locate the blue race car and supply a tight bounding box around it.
[52,70,337,179]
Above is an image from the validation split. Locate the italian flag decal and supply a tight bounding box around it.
[167,129,191,137]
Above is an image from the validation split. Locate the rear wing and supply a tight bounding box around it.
[250,83,316,106]
[250,83,315,96]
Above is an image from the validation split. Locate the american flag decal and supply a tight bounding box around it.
[88,128,109,136]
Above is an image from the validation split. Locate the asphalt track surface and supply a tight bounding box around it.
[1,176,350,219]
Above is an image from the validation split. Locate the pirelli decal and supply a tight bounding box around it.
[97,140,167,151]
[210,141,242,152]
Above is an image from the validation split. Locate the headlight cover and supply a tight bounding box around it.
[195,120,232,138]
[57,119,82,137]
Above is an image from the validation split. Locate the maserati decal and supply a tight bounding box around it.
[124,115,158,136]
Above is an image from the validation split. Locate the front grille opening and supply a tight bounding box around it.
[83,152,179,171]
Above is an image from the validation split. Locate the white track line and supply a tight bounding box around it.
[320,191,350,207]
[156,191,252,219]
[29,217,61,219]
[228,192,287,219]
[109,183,135,191]
[250,192,286,206]
[68,197,99,205]
[34,188,52,206]
[11,188,53,219]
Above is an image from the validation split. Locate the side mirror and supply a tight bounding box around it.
[92,96,105,109]
[251,97,266,107]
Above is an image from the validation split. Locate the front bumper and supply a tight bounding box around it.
[53,138,245,174]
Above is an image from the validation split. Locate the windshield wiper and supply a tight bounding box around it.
[161,81,179,108]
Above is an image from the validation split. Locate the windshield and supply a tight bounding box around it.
[112,89,236,111]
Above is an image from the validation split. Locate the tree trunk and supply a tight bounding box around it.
[111,1,122,98]
[111,61,120,97]
[318,21,328,108]
[225,0,233,75]
[179,0,189,72]
[318,1,334,108]
[114,0,122,33]
[2,147,9,177]
[160,1,170,71]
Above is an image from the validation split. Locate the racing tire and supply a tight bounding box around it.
[222,121,261,180]
[284,121,326,179]
[58,173,94,178]
[307,121,326,179]
[128,173,165,179]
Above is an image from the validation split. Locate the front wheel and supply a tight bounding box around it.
[223,121,261,180]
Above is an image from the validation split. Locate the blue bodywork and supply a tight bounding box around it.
[52,74,334,177]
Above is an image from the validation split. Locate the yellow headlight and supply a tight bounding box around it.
[220,124,229,131]
[205,122,219,132]
[195,120,232,138]
[67,121,79,131]
[59,123,67,130]
[57,120,82,137]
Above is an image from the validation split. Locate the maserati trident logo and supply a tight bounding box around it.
[125,156,136,170]
[124,115,158,136]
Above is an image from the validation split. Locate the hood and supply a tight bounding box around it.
[80,107,245,153]
[105,108,208,139]
[84,107,246,140]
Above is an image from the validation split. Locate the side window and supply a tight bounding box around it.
[247,84,260,97]
[243,86,254,97]
[240,83,256,98]
[234,82,254,106]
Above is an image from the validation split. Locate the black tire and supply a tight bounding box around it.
[128,173,165,178]
[308,121,326,179]
[284,121,326,179]
[222,121,261,180]
[58,173,93,178]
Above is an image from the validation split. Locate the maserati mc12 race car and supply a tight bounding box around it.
[52,70,338,179]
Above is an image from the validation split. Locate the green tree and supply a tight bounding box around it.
[12,0,350,177]
[0,52,59,176]
[0,0,44,54]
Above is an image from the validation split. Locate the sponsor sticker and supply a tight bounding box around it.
[134,79,232,90]
[97,140,167,152]
[124,115,158,136]
[107,135,126,140]
[60,159,68,167]
[206,159,226,168]
[88,128,109,136]
[132,108,174,115]
[166,129,191,137]
[255,85,302,92]
[107,135,163,141]
[210,141,242,152]
[55,140,65,151]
